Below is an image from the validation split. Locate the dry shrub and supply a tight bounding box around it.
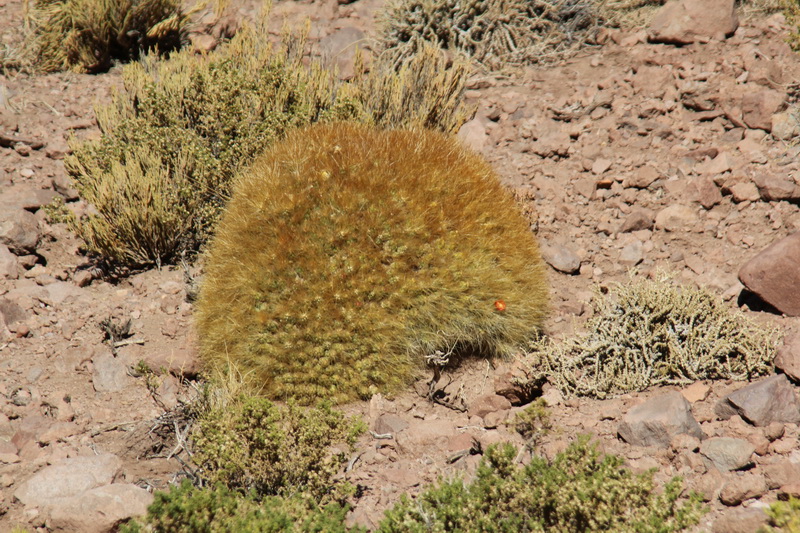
[524,272,777,399]
[379,0,602,70]
[66,15,472,268]
[23,0,194,73]
[195,122,548,404]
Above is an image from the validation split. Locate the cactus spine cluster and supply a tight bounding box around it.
[195,122,548,403]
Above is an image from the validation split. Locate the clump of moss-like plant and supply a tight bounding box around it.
[762,496,800,532]
[195,122,548,404]
[524,272,777,399]
[23,0,195,73]
[379,437,706,532]
[65,10,472,269]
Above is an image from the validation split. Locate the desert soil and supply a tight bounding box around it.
[1,0,800,531]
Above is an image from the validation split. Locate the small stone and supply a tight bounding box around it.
[617,391,704,447]
[741,90,786,132]
[591,158,612,175]
[619,240,643,266]
[775,332,800,383]
[45,483,153,533]
[622,165,659,189]
[92,351,134,393]
[728,182,761,203]
[691,177,723,209]
[764,422,785,442]
[468,394,512,419]
[14,454,122,506]
[619,209,654,233]
[681,381,711,403]
[648,0,738,45]
[712,508,768,533]
[0,209,40,254]
[374,414,409,435]
[655,204,699,232]
[771,111,800,140]
[458,119,488,152]
[540,243,581,274]
[699,437,755,472]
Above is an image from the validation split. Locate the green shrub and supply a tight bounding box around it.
[510,399,551,442]
[191,395,363,502]
[378,437,705,532]
[524,272,777,399]
[121,480,364,533]
[24,0,192,73]
[65,13,472,269]
[195,122,548,403]
[762,497,800,532]
[378,0,601,70]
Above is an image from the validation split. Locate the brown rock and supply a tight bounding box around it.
[0,209,40,254]
[715,374,800,426]
[14,453,122,506]
[738,232,800,316]
[763,460,800,489]
[648,0,738,44]
[699,437,754,472]
[728,182,760,203]
[775,332,800,383]
[0,244,18,279]
[540,243,581,274]
[690,177,723,209]
[741,90,786,132]
[681,381,711,403]
[719,472,768,505]
[468,394,512,419]
[458,118,488,152]
[622,165,659,189]
[771,111,800,140]
[753,173,800,202]
[374,414,409,435]
[619,209,654,233]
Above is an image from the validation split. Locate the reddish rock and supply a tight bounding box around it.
[690,177,723,209]
[728,182,760,203]
[763,460,800,489]
[374,413,409,435]
[753,173,800,202]
[775,332,800,383]
[468,394,512,419]
[648,0,738,44]
[655,204,698,232]
[14,453,122,506]
[739,232,800,316]
[0,244,19,279]
[712,508,768,533]
[619,208,654,233]
[741,90,786,132]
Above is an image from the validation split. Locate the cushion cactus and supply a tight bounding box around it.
[195,123,548,403]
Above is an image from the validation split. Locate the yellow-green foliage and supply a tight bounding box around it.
[120,481,364,533]
[192,395,364,502]
[24,0,190,73]
[525,273,776,399]
[379,437,705,532]
[510,399,551,442]
[762,497,800,532]
[196,122,548,404]
[379,0,601,70]
[66,16,472,268]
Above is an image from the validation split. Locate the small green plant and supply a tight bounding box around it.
[378,0,601,70]
[42,196,75,225]
[762,497,800,532]
[66,11,472,268]
[191,394,364,502]
[195,122,548,403]
[120,480,365,533]
[23,0,195,73]
[524,272,776,398]
[510,399,551,443]
[378,436,705,532]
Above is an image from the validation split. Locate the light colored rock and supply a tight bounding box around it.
[719,472,768,506]
[728,182,760,203]
[374,413,409,435]
[690,177,723,209]
[45,483,153,533]
[540,243,581,274]
[681,381,711,403]
[92,351,134,393]
[771,111,800,140]
[458,118,488,152]
[738,232,800,316]
[648,0,738,44]
[716,374,800,426]
[753,173,800,202]
[699,437,755,472]
[617,391,704,447]
[468,394,512,419]
[712,508,768,533]
[655,204,698,232]
[619,240,643,266]
[619,208,654,233]
[14,453,122,506]
[0,244,18,279]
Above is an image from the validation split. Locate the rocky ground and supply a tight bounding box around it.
[2,0,800,531]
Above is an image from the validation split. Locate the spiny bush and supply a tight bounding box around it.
[65,16,472,269]
[195,122,548,404]
[524,272,777,399]
[379,437,705,532]
[191,395,364,502]
[378,0,601,70]
[23,0,193,73]
[762,497,800,532]
[120,480,364,533]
